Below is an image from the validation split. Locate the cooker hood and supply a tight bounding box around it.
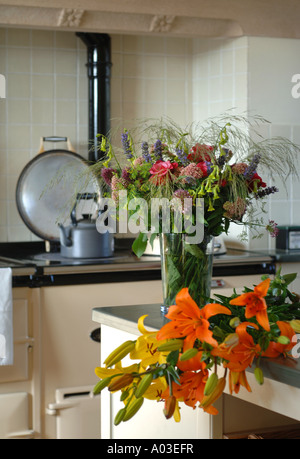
[0,0,300,39]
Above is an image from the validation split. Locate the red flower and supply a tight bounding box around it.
[246,173,267,191]
[196,161,209,177]
[149,160,178,185]
[188,144,213,163]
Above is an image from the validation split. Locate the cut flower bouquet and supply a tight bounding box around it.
[91,113,299,254]
[94,270,300,423]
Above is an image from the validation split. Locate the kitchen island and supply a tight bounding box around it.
[93,303,300,439]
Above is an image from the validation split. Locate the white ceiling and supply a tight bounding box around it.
[0,0,299,39]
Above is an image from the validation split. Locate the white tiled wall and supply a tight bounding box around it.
[0,28,88,241]
[191,37,248,122]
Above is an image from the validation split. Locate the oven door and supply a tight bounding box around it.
[46,385,100,439]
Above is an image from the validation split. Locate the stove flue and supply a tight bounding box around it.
[76,32,112,162]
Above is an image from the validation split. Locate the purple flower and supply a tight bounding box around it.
[255,186,279,199]
[266,220,279,238]
[101,167,116,186]
[141,141,152,163]
[243,154,261,180]
[153,139,163,160]
[121,131,134,159]
[175,147,188,165]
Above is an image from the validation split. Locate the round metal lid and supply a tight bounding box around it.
[16,149,100,241]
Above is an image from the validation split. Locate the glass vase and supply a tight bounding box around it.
[159,233,214,314]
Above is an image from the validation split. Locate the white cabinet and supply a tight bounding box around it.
[0,287,40,438]
[40,279,163,439]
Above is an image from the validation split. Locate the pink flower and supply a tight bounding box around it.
[179,163,204,183]
[149,160,178,185]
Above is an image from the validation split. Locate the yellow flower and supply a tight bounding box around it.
[143,377,168,401]
[130,315,168,370]
[95,361,139,380]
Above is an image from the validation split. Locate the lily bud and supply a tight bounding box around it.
[157,339,183,352]
[204,373,218,396]
[93,376,112,395]
[163,396,176,420]
[254,367,264,385]
[229,317,241,328]
[108,373,134,392]
[114,408,127,426]
[135,373,153,398]
[180,348,198,361]
[289,319,300,333]
[276,335,290,345]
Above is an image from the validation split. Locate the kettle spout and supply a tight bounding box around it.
[58,223,72,247]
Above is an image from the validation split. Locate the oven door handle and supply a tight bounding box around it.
[46,399,81,416]
[6,429,35,439]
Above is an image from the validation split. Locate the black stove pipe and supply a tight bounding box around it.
[76,32,112,162]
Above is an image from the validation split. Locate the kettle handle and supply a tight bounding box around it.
[70,193,98,226]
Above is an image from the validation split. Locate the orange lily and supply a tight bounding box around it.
[229,370,252,395]
[156,288,232,348]
[169,367,210,411]
[212,322,261,372]
[229,278,271,331]
[263,321,296,358]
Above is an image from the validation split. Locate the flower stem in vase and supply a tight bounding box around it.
[159,233,214,314]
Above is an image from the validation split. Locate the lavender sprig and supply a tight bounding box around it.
[153,139,163,161]
[141,141,152,163]
[175,147,189,165]
[121,130,134,160]
[244,153,261,180]
[255,186,279,199]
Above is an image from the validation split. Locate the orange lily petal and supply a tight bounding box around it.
[229,293,249,306]
[201,303,232,320]
[174,288,201,319]
[253,278,271,297]
[256,309,270,331]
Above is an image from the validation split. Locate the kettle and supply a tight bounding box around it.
[58,193,114,258]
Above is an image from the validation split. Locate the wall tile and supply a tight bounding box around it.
[6,28,30,47]
[7,47,30,73]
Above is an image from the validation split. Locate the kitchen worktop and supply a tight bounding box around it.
[0,239,299,288]
[92,303,300,391]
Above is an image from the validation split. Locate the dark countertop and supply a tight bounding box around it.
[0,239,298,287]
[92,303,300,390]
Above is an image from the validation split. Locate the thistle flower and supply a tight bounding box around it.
[101,167,116,186]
